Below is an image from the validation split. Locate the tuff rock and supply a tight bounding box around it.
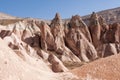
[0,11,120,80]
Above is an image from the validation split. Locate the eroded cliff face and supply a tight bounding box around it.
[0,12,120,80]
[0,12,120,64]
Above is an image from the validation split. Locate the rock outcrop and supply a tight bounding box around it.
[69,15,92,42]
[104,23,120,43]
[38,21,55,51]
[48,54,68,72]
[0,11,120,80]
[50,13,65,50]
[50,13,81,63]
[89,12,101,48]
[65,15,98,62]
[1,12,119,63]
[0,12,120,63]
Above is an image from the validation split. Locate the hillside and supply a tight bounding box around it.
[82,7,120,24]
[0,12,18,19]
[1,7,120,24]
[0,33,77,80]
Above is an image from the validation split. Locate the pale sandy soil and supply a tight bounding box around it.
[71,54,120,80]
[0,38,78,80]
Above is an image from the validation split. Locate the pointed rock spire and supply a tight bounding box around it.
[39,21,55,51]
[69,15,92,42]
[70,15,81,28]
[98,16,109,43]
[90,12,98,19]
[89,12,101,48]
[50,13,65,50]
[99,16,109,31]
[55,13,61,20]
[51,13,62,27]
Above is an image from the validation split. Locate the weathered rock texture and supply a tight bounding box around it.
[89,12,101,48]
[0,12,120,63]
[0,11,120,80]
[0,38,79,80]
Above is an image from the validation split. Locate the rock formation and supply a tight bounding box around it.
[0,12,119,62]
[38,21,55,51]
[65,15,98,62]
[104,23,120,43]
[0,38,78,80]
[89,12,101,48]
[69,15,92,42]
[0,10,120,80]
[48,54,68,72]
[50,13,65,50]
[50,13,81,63]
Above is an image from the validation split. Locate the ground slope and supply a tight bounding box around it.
[0,38,78,80]
[0,12,18,19]
[72,54,120,80]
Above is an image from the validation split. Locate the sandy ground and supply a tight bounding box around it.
[71,54,120,80]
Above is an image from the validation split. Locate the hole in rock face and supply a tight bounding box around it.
[4,61,7,64]
[23,34,42,49]
[24,37,34,47]
[0,30,11,38]
[8,42,19,50]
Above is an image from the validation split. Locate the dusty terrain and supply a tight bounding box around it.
[72,54,120,80]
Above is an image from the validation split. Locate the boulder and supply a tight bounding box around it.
[97,43,118,57]
[104,43,118,57]
[48,54,68,72]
